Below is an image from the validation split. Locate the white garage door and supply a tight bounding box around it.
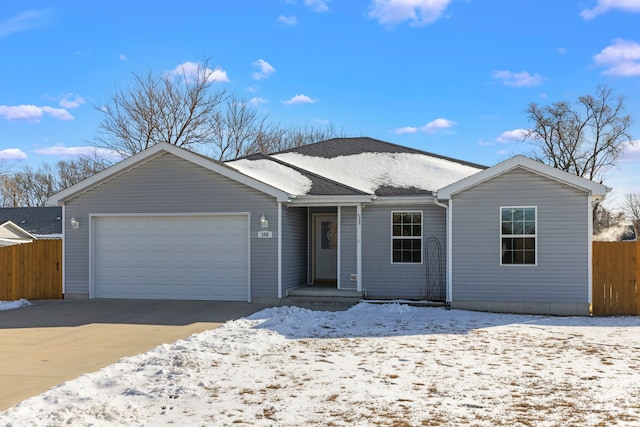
[93,215,249,301]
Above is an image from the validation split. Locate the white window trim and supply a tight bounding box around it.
[390,210,424,265]
[499,206,538,267]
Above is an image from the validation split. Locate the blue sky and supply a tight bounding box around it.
[1,0,639,207]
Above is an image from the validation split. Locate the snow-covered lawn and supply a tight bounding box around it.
[2,303,640,426]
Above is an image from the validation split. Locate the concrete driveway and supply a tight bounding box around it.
[0,299,268,411]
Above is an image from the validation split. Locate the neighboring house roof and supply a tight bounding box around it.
[437,155,609,199]
[0,220,36,247]
[234,137,487,197]
[0,207,62,236]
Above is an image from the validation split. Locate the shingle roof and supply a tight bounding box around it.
[0,207,63,235]
[264,137,486,196]
[271,137,487,170]
[230,153,369,196]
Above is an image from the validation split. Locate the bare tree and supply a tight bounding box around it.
[264,124,346,154]
[92,59,348,161]
[93,59,227,157]
[525,86,633,183]
[0,155,110,207]
[623,193,640,240]
[209,95,275,161]
[0,166,53,207]
[56,154,111,190]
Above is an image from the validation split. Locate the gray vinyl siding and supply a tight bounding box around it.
[339,206,357,289]
[281,206,307,292]
[361,203,447,298]
[63,152,279,299]
[451,168,589,304]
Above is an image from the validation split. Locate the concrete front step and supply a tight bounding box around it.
[281,296,361,310]
[287,287,363,298]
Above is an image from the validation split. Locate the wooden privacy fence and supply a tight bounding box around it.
[592,241,640,316]
[0,239,63,300]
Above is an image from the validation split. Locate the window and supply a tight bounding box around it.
[501,207,536,265]
[392,211,422,263]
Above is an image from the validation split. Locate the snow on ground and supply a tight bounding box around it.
[0,299,31,311]
[1,303,640,426]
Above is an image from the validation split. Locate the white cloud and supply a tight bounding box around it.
[393,126,418,134]
[171,61,229,83]
[305,0,330,12]
[621,140,640,161]
[32,145,122,160]
[252,59,276,80]
[41,106,74,120]
[278,15,298,25]
[0,105,73,122]
[478,140,494,147]
[492,70,545,87]
[282,94,317,104]
[557,47,567,55]
[0,10,48,37]
[59,93,84,109]
[250,97,269,106]
[314,118,330,125]
[580,0,640,19]
[0,148,28,160]
[119,54,127,61]
[419,118,456,133]
[496,128,528,144]
[368,0,452,27]
[593,38,640,77]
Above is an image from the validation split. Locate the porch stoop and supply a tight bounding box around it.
[283,285,363,309]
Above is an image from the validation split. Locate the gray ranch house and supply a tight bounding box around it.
[48,137,607,315]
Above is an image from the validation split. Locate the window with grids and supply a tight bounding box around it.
[392,211,422,263]
[501,207,536,265]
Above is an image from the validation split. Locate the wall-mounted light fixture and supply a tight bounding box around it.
[70,216,80,230]
[260,214,269,229]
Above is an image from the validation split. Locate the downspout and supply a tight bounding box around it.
[433,196,452,306]
[356,204,363,294]
[61,204,66,298]
[588,194,605,312]
[337,205,341,290]
[277,202,283,299]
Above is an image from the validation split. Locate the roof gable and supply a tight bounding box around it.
[0,220,36,243]
[437,155,609,199]
[47,143,291,205]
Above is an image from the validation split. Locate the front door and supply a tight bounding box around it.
[314,214,337,285]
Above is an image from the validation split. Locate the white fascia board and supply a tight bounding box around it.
[437,155,609,199]
[0,221,38,240]
[47,143,290,205]
[0,238,33,246]
[286,195,375,206]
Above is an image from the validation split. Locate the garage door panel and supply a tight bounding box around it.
[93,215,249,301]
